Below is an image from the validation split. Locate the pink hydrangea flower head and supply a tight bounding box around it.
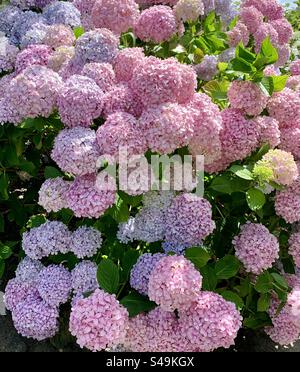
[15,257,44,285]
[254,149,299,186]
[92,0,140,35]
[12,292,59,341]
[228,80,268,117]
[37,265,72,307]
[4,278,36,312]
[69,288,129,351]
[75,29,119,64]
[287,288,300,327]
[264,65,280,77]
[134,6,177,43]
[57,75,104,128]
[233,222,279,275]
[138,103,194,155]
[290,60,300,76]
[218,108,259,165]
[255,116,280,149]
[165,193,215,246]
[113,47,145,83]
[38,177,71,212]
[82,62,116,93]
[47,46,75,72]
[241,0,284,21]
[58,54,84,80]
[71,260,98,295]
[265,297,300,345]
[187,93,222,165]
[279,127,300,161]
[15,44,53,73]
[70,226,102,259]
[275,188,300,224]
[254,23,279,53]
[289,232,300,268]
[239,6,263,34]
[22,221,71,260]
[43,24,75,49]
[130,56,196,107]
[179,291,242,352]
[174,0,204,22]
[267,88,300,128]
[227,22,249,48]
[275,44,291,68]
[96,111,147,160]
[286,76,300,91]
[51,127,100,176]
[270,19,293,45]
[1,65,63,125]
[66,174,116,218]
[102,84,144,118]
[148,255,202,312]
[125,307,186,352]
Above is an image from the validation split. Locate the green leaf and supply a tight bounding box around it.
[231,57,256,73]
[185,247,211,269]
[238,277,251,297]
[230,165,254,180]
[0,173,9,200]
[122,250,140,279]
[272,75,289,92]
[0,260,5,279]
[201,265,217,291]
[0,244,12,260]
[97,258,120,294]
[244,313,272,329]
[221,291,244,310]
[271,273,289,290]
[204,11,216,32]
[26,215,47,229]
[254,37,278,69]
[257,293,271,312]
[260,77,274,96]
[246,188,266,211]
[109,197,130,223]
[74,26,85,39]
[44,166,63,179]
[215,255,240,279]
[19,161,36,176]
[202,80,229,101]
[255,271,273,293]
[210,174,233,194]
[120,292,156,317]
[236,44,256,64]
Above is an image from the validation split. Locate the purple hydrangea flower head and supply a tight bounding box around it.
[51,127,100,176]
[10,11,45,45]
[43,1,81,28]
[4,278,37,312]
[162,241,190,255]
[194,55,218,81]
[12,292,59,340]
[70,226,102,259]
[15,44,53,73]
[75,29,119,65]
[0,36,18,73]
[130,253,166,296]
[0,6,22,38]
[22,221,71,259]
[37,265,72,307]
[71,260,98,295]
[15,256,44,284]
[20,22,49,49]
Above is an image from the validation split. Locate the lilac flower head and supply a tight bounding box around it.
[22,221,71,260]
[12,292,59,340]
[0,36,18,73]
[37,265,72,307]
[75,29,119,65]
[43,1,81,28]
[71,260,98,295]
[10,11,45,45]
[15,256,44,284]
[162,241,190,255]
[70,226,102,259]
[0,6,22,38]
[82,62,116,93]
[130,253,166,296]
[4,278,36,312]
[51,127,100,176]
[20,22,49,49]
[194,55,218,81]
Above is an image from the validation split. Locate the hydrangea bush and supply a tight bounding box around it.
[1,0,300,352]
